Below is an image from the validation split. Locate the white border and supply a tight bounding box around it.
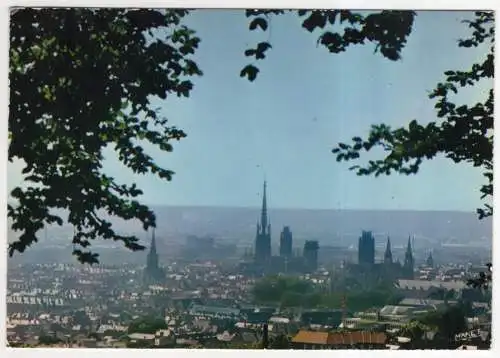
[1,1,499,358]
[3,0,500,9]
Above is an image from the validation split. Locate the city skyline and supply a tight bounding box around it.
[6,10,491,212]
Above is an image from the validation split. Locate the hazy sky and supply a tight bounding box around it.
[8,10,492,211]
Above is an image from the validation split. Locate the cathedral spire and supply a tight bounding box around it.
[384,236,393,264]
[145,228,164,283]
[406,235,412,254]
[150,228,157,254]
[426,250,434,267]
[404,235,414,278]
[255,180,272,263]
[260,180,268,233]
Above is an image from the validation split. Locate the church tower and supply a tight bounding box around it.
[279,226,293,258]
[426,250,434,267]
[358,231,375,265]
[403,235,415,279]
[254,181,271,264]
[147,229,158,270]
[384,237,393,264]
[144,229,165,283]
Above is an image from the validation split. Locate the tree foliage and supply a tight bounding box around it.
[253,275,400,311]
[252,275,314,305]
[415,305,468,343]
[400,320,432,342]
[467,262,493,290]
[269,334,291,349]
[127,316,168,334]
[427,288,457,302]
[9,8,202,263]
[241,10,416,81]
[331,11,494,219]
[38,335,63,345]
[71,309,92,328]
[320,284,402,311]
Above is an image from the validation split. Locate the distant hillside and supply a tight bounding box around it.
[7,206,492,249]
[7,206,491,265]
[147,206,492,246]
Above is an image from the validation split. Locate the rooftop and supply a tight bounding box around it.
[292,330,387,346]
[397,279,466,291]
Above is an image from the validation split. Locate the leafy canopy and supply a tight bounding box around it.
[127,316,168,334]
[9,9,202,264]
[241,10,415,81]
[415,305,468,341]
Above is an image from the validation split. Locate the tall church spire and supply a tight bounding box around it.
[260,180,268,234]
[254,180,272,263]
[406,235,412,255]
[150,228,157,254]
[147,229,158,269]
[404,235,414,278]
[384,236,393,264]
[145,228,164,283]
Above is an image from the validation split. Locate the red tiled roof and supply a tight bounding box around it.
[328,331,387,345]
[292,330,329,345]
[292,330,387,346]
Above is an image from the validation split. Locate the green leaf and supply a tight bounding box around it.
[249,17,268,31]
[7,8,201,264]
[302,11,327,32]
[240,64,260,82]
[244,49,256,56]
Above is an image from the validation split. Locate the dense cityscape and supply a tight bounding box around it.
[6,181,492,349]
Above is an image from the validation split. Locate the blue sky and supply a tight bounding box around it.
[7,10,492,211]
